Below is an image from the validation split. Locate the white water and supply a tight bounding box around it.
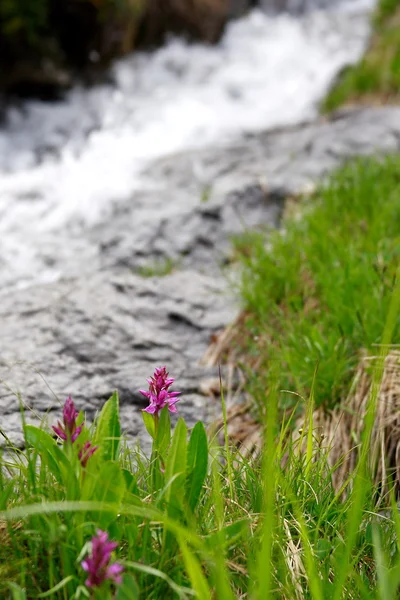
[0,0,375,287]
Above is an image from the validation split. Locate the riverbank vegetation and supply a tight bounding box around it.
[232,155,400,415]
[323,0,400,111]
[1,155,400,598]
[1,356,400,599]
[0,0,234,97]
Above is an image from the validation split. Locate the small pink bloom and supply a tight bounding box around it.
[140,366,180,416]
[78,441,98,467]
[52,396,83,443]
[81,530,124,589]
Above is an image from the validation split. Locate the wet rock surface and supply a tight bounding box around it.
[0,270,235,449]
[1,106,400,447]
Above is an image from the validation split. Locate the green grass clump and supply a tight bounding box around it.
[1,231,400,596]
[137,257,178,278]
[235,156,400,412]
[377,0,400,25]
[323,0,400,111]
[1,360,400,599]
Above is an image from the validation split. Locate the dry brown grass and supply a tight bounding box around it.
[202,313,264,458]
[204,316,400,494]
[296,350,400,496]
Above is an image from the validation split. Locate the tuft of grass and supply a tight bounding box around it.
[233,155,400,413]
[1,372,400,598]
[376,0,400,26]
[136,256,178,278]
[323,0,400,111]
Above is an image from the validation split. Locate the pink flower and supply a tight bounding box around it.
[78,441,98,467]
[52,396,83,443]
[81,530,124,589]
[140,366,180,415]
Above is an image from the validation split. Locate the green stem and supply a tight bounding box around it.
[154,413,159,448]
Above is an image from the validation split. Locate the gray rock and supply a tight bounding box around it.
[0,270,236,449]
[1,106,400,448]
[259,0,348,14]
[229,0,255,17]
[95,107,400,277]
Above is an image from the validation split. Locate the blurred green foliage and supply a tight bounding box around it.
[0,0,227,93]
[323,0,400,111]
[235,155,400,412]
[375,0,400,25]
[0,0,146,76]
[0,0,144,42]
[0,0,49,42]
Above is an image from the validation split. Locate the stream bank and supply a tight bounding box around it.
[1,106,400,448]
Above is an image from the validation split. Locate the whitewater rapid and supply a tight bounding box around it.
[0,0,375,288]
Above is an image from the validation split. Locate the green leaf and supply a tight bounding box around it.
[122,469,139,495]
[24,425,70,483]
[0,479,16,510]
[123,561,194,599]
[141,410,155,440]
[178,535,211,600]
[86,462,126,528]
[7,582,27,600]
[186,422,208,512]
[205,519,250,551]
[115,573,140,600]
[165,419,187,517]
[150,450,165,493]
[315,538,332,561]
[121,470,142,505]
[37,576,74,598]
[95,462,125,503]
[372,524,392,600]
[157,406,171,456]
[93,391,121,462]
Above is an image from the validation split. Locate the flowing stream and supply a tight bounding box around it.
[0,0,375,289]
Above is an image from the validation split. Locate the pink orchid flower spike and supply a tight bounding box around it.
[52,396,83,443]
[78,441,98,468]
[81,529,124,589]
[140,366,180,416]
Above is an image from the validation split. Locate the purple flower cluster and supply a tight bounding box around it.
[78,441,98,467]
[140,366,180,415]
[52,397,98,467]
[52,396,83,443]
[82,529,124,589]
[74,367,181,588]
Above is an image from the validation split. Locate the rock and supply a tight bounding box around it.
[2,60,73,100]
[199,377,225,396]
[259,0,343,13]
[1,106,400,448]
[139,0,229,45]
[138,0,258,46]
[144,106,400,202]
[1,0,251,99]
[228,0,255,17]
[0,270,237,450]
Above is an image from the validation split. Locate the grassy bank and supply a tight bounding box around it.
[1,155,400,598]
[233,155,400,415]
[1,359,400,599]
[323,0,400,111]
